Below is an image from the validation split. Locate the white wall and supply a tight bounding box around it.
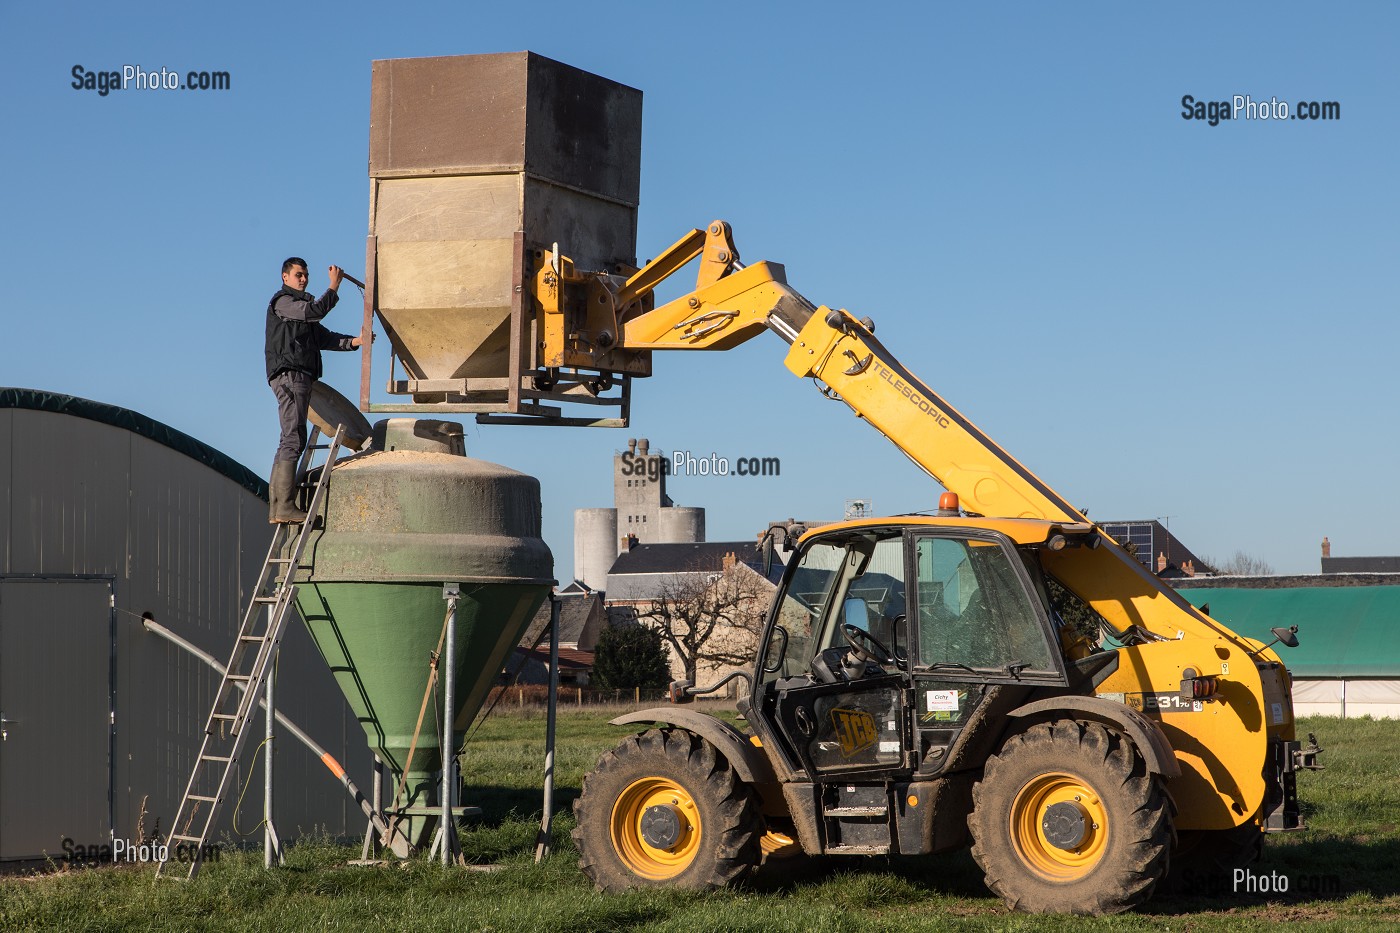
[1293,679,1400,719]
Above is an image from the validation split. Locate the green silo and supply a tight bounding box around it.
[292,419,553,849]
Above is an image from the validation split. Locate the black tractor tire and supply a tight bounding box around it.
[1162,820,1263,895]
[572,728,763,892]
[968,719,1174,915]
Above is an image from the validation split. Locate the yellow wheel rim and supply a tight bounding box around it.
[1010,771,1109,880]
[610,777,702,880]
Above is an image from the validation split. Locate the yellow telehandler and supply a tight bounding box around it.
[541,220,1320,914]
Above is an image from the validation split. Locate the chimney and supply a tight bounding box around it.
[620,533,639,552]
[722,551,736,571]
[1182,560,1195,577]
[1322,536,1331,559]
[1156,552,1167,573]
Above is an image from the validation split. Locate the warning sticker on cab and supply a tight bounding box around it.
[927,690,960,712]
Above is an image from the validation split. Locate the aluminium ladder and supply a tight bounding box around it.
[155,425,345,880]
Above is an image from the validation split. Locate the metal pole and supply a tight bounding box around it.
[263,658,282,867]
[535,594,561,862]
[361,757,383,861]
[442,584,459,866]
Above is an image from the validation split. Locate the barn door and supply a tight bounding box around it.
[0,578,113,861]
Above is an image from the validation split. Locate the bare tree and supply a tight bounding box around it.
[636,563,773,684]
[1203,550,1274,576]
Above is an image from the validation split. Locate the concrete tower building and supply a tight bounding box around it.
[572,437,705,591]
[658,506,705,544]
[573,507,619,594]
[615,437,669,540]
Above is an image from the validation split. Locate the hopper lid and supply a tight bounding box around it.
[310,382,374,451]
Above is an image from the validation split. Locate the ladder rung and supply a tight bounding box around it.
[254,596,280,603]
[226,674,252,682]
[201,755,232,762]
[170,834,204,844]
[211,713,237,721]
[240,635,266,642]
[188,795,219,803]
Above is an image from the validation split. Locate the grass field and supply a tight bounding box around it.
[2,712,1398,931]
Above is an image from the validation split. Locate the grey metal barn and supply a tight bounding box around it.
[0,389,370,863]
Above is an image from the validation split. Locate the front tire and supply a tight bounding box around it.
[572,729,763,892]
[968,720,1173,915]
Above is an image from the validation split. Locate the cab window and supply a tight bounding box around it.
[818,535,907,657]
[762,541,843,680]
[914,536,1055,672]
[761,533,908,680]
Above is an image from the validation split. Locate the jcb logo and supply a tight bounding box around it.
[830,708,878,757]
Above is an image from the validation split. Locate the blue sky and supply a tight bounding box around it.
[2,1,1394,577]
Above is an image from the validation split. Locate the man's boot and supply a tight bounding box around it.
[269,460,308,524]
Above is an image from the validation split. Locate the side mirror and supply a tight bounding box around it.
[843,597,870,628]
[1249,624,1300,658]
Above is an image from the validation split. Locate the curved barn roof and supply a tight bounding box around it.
[0,387,266,499]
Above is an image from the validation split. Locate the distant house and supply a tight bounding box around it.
[506,590,605,686]
[1099,520,1212,578]
[604,540,776,601]
[1318,536,1400,574]
[605,541,780,694]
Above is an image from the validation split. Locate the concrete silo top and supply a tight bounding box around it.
[0,387,267,499]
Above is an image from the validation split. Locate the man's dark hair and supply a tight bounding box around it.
[282,257,308,275]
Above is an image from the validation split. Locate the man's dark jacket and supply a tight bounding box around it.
[265,286,353,381]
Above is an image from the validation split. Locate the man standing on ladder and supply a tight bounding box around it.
[264,257,365,523]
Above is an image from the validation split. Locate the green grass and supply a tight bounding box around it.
[2,713,1398,931]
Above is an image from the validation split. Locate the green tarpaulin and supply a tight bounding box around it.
[1180,587,1400,678]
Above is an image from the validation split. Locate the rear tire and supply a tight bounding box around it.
[572,728,763,892]
[968,720,1173,915]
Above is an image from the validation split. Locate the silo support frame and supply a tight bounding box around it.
[535,594,562,862]
[428,585,466,866]
[264,664,284,868]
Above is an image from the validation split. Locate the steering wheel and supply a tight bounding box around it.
[843,623,894,666]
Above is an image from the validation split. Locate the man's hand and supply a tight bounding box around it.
[328,265,344,291]
[351,332,375,349]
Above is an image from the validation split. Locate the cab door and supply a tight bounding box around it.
[775,673,910,778]
[908,531,1067,774]
[765,533,914,779]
